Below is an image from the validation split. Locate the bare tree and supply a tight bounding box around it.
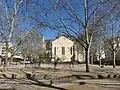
[47,0,120,72]
[0,0,24,71]
[0,0,46,71]
[19,29,44,66]
[104,19,120,68]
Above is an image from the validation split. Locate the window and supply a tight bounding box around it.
[2,47,6,50]
[54,47,56,55]
[62,47,65,55]
[70,47,72,55]
[2,49,5,52]
[2,52,5,55]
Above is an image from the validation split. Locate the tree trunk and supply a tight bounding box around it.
[3,57,7,72]
[38,58,41,68]
[99,59,101,66]
[91,55,93,65]
[99,55,101,66]
[85,47,90,72]
[10,56,13,64]
[113,51,116,68]
[3,42,9,72]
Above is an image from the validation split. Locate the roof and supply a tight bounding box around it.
[45,39,53,43]
[13,55,24,59]
[45,39,53,49]
[53,35,74,42]
[45,35,75,46]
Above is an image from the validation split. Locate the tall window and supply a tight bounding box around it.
[54,47,56,55]
[2,47,6,55]
[62,47,65,55]
[70,47,72,55]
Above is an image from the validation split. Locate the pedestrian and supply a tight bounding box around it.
[38,57,41,67]
[70,55,75,68]
[54,57,60,69]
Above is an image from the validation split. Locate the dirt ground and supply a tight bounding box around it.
[66,84,118,90]
[0,64,120,90]
[37,83,119,90]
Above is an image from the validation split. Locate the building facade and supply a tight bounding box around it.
[0,42,11,57]
[45,36,85,62]
[0,42,23,64]
[45,36,74,62]
[52,36,74,62]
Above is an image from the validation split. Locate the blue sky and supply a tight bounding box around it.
[41,29,58,39]
[19,0,113,40]
[38,0,85,39]
[21,0,84,39]
[19,0,60,40]
[0,0,101,40]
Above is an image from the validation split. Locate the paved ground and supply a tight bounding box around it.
[0,64,120,90]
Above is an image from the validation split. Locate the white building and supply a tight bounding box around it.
[0,42,23,64]
[45,36,85,62]
[52,36,74,62]
[0,42,11,57]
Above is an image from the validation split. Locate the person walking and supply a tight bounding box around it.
[70,54,75,68]
[54,57,60,69]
